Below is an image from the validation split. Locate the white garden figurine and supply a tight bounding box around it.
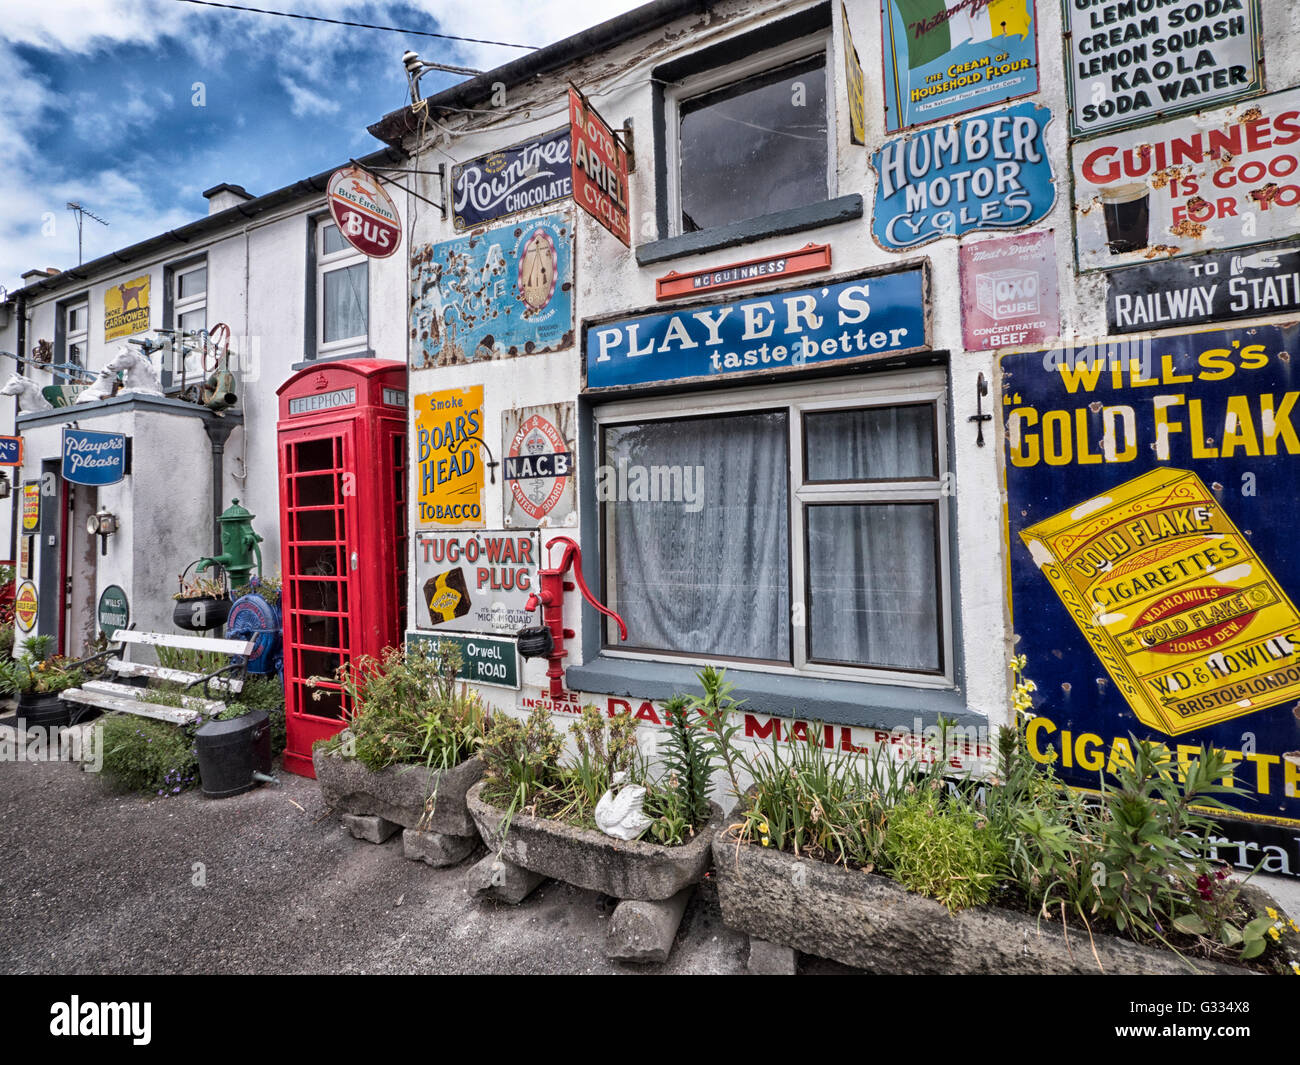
[103,345,163,397]
[0,374,53,411]
[594,770,653,841]
[74,365,119,404]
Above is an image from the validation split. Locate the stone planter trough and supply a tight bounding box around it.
[712,829,1296,975]
[313,748,484,867]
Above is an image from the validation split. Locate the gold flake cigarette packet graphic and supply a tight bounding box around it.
[1020,468,1300,735]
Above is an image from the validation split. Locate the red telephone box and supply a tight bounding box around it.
[276,360,408,777]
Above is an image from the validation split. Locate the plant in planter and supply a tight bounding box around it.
[172,562,231,632]
[466,688,727,963]
[711,658,1300,974]
[313,641,491,866]
[0,635,86,727]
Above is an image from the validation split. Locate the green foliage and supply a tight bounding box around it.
[0,621,14,661]
[236,675,284,713]
[656,695,713,829]
[692,666,745,802]
[220,701,287,758]
[25,634,54,661]
[99,714,199,796]
[567,704,637,810]
[330,642,490,771]
[154,642,225,674]
[0,650,84,695]
[884,787,1004,912]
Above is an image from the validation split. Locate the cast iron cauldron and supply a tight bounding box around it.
[195,710,272,798]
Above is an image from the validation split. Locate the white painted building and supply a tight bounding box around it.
[0,149,410,655]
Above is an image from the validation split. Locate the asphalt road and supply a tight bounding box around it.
[0,715,835,975]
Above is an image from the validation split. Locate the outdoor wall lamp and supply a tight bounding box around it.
[87,509,118,555]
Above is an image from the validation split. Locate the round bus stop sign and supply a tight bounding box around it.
[327,166,402,259]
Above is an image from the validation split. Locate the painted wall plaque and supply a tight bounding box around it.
[406,631,521,689]
[871,100,1055,249]
[409,212,574,369]
[104,274,150,341]
[881,0,1038,132]
[1071,88,1300,273]
[62,428,127,486]
[1003,323,1300,863]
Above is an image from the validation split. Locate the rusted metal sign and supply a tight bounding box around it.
[569,88,630,247]
[1072,88,1300,273]
[655,244,832,301]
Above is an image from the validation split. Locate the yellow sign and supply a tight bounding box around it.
[841,2,865,147]
[415,386,484,528]
[21,482,40,532]
[104,274,151,341]
[1021,468,1300,735]
[14,582,38,632]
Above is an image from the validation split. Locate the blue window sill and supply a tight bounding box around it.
[566,654,980,732]
[635,194,864,268]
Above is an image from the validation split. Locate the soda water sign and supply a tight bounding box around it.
[1002,324,1300,868]
[871,100,1055,249]
[585,270,928,390]
[62,429,127,486]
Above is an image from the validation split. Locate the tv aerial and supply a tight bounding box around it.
[66,202,109,265]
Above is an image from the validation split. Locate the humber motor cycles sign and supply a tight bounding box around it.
[452,127,572,230]
[871,100,1055,249]
[584,269,928,391]
[1002,324,1300,865]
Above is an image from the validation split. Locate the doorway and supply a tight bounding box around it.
[63,482,98,657]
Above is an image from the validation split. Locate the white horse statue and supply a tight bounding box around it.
[103,345,163,397]
[74,365,119,404]
[0,374,53,411]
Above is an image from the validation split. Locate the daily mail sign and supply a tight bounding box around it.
[585,270,927,391]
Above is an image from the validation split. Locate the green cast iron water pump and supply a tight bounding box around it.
[198,498,264,587]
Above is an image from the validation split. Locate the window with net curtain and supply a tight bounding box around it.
[602,401,943,675]
[319,221,368,352]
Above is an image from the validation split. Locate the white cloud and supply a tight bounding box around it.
[280,77,342,118]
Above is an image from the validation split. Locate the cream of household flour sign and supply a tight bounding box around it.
[1065,0,1262,138]
[1072,87,1300,272]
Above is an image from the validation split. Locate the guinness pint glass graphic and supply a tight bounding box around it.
[1020,469,1300,735]
[1100,182,1150,254]
[424,567,472,626]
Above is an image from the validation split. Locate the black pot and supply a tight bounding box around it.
[195,710,271,798]
[173,596,232,631]
[516,626,554,659]
[17,690,70,728]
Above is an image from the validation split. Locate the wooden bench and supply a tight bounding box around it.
[61,629,255,726]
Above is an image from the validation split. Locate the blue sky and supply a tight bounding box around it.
[0,0,640,292]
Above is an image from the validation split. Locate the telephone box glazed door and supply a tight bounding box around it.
[276,360,407,777]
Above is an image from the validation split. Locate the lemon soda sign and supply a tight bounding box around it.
[1003,324,1300,873]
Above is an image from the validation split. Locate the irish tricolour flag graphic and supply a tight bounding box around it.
[895,0,1032,69]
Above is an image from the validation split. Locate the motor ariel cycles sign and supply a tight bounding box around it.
[1003,324,1300,872]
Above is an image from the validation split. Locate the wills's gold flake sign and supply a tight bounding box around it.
[1004,324,1300,862]
[1021,468,1300,735]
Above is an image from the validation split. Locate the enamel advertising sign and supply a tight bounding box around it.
[1064,0,1262,138]
[585,269,928,391]
[1072,88,1300,273]
[415,386,485,529]
[62,428,127,486]
[1003,324,1300,866]
[871,100,1055,250]
[569,88,631,246]
[327,166,401,259]
[410,212,574,369]
[415,530,539,636]
[0,436,21,466]
[104,275,150,341]
[452,127,572,230]
[655,244,832,301]
[842,2,867,145]
[958,231,1059,350]
[881,0,1039,131]
[21,482,39,533]
[14,582,37,632]
[502,403,576,528]
[1106,241,1300,333]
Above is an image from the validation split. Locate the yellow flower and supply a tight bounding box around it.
[1269,926,1281,941]
[758,821,769,834]
[1289,919,1300,933]
[761,836,771,848]
[1267,906,1279,920]
[1292,961,1300,975]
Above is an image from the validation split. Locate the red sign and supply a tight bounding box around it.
[14,582,37,632]
[958,231,1059,351]
[656,243,832,301]
[569,88,630,247]
[326,166,402,259]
